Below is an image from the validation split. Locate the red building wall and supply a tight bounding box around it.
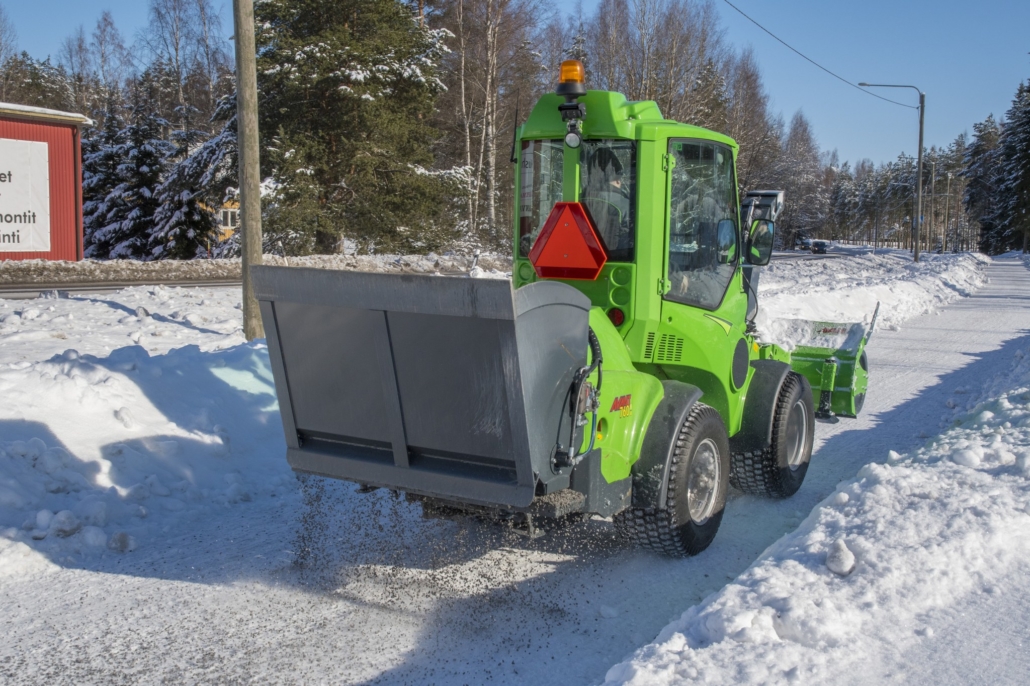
[0,116,83,261]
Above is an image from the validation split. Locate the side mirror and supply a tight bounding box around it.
[748,219,774,266]
[716,219,737,264]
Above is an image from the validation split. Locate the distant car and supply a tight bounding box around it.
[800,238,813,250]
[810,240,830,254]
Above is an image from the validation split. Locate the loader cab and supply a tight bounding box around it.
[512,65,776,432]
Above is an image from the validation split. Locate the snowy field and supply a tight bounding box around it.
[3,250,1029,684]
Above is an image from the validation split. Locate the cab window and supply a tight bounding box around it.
[579,140,636,261]
[666,140,738,310]
[518,140,564,257]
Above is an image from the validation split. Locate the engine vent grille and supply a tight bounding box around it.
[643,332,656,360]
[655,334,684,363]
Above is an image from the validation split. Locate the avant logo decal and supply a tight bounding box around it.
[610,394,632,418]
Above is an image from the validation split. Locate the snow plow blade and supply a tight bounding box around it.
[251,266,590,509]
[787,304,878,420]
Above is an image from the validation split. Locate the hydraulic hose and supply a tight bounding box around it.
[587,327,603,394]
[553,327,603,471]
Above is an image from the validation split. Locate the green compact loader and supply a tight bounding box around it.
[252,61,873,556]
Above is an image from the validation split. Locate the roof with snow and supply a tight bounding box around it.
[0,102,93,127]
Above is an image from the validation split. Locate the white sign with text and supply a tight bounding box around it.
[0,138,51,252]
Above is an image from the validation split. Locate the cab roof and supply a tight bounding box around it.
[520,90,737,150]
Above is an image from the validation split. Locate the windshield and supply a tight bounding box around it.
[579,140,636,261]
[666,140,738,310]
[518,140,564,257]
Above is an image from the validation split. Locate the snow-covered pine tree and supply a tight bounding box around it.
[775,111,827,247]
[998,82,1030,253]
[691,59,729,133]
[566,27,588,63]
[827,162,857,242]
[89,93,174,260]
[82,99,124,258]
[197,92,241,258]
[963,115,1004,253]
[0,51,74,111]
[256,0,457,254]
[149,105,219,259]
[855,162,887,247]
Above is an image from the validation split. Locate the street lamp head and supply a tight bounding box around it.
[858,82,870,87]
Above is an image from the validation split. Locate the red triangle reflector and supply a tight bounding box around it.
[529,202,607,280]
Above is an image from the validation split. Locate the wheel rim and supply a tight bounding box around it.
[687,438,721,524]
[786,399,808,471]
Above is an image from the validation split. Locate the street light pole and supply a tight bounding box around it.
[929,159,936,251]
[944,172,952,252]
[859,83,925,262]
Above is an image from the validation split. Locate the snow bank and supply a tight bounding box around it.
[756,250,989,350]
[604,323,1030,685]
[0,284,247,364]
[0,341,295,559]
[0,252,511,285]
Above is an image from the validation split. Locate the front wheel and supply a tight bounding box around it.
[730,371,815,498]
[615,403,730,556]
[853,351,868,415]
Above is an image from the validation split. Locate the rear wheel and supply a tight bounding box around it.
[731,371,815,498]
[615,403,730,556]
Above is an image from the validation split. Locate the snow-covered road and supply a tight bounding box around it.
[1,253,1025,684]
[606,256,1030,685]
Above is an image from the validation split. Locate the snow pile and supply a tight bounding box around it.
[756,250,989,350]
[604,330,1030,685]
[0,341,295,565]
[0,252,511,285]
[0,285,246,364]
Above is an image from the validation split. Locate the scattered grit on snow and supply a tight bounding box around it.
[755,249,989,350]
[604,308,1030,685]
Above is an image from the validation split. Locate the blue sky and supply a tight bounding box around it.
[555,0,1030,166]
[4,1,1029,166]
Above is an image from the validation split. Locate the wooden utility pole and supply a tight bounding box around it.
[233,0,263,340]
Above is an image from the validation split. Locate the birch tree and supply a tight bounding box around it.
[0,5,14,68]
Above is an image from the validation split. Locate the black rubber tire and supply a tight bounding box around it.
[730,371,815,498]
[614,403,730,556]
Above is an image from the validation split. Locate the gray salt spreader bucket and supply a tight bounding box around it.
[252,266,590,509]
